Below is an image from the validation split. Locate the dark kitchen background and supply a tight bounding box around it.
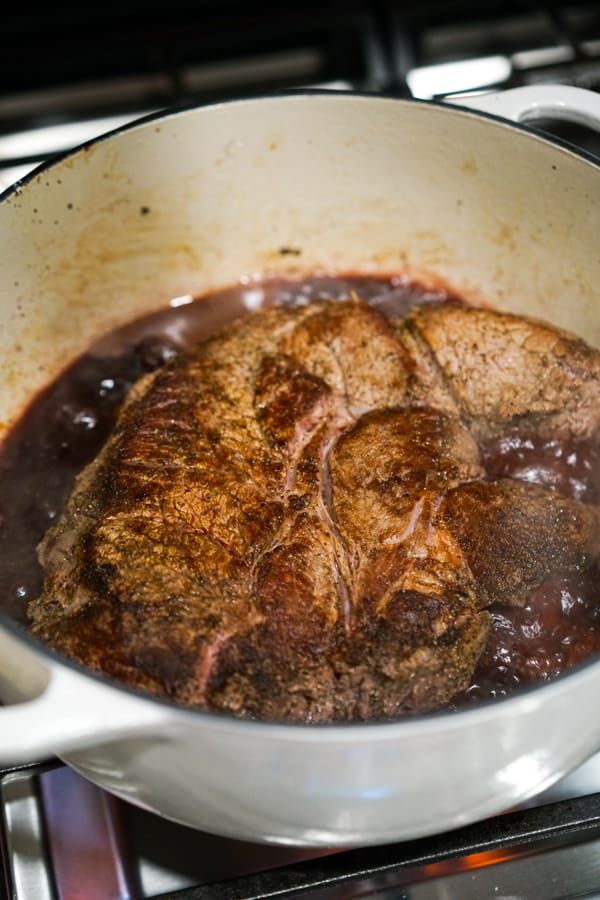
[2,0,600,189]
[3,2,600,899]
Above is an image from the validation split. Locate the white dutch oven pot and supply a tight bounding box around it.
[0,85,599,846]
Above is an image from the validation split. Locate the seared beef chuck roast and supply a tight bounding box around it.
[28,298,600,721]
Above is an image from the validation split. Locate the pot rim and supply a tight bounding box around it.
[1,87,599,210]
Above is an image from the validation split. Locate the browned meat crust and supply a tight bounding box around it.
[396,304,600,441]
[28,299,600,721]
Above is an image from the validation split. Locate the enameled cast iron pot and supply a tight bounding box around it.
[0,86,600,846]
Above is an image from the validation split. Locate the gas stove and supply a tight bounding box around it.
[2,3,600,899]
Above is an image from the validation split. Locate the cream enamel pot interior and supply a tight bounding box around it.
[1,86,600,847]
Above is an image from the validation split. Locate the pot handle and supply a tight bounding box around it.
[450,84,600,133]
[0,626,163,764]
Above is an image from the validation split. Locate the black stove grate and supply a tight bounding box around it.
[156,796,600,899]
[0,1,387,131]
[3,2,600,104]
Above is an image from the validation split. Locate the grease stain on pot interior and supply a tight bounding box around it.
[58,210,202,285]
[490,223,517,249]
[461,158,478,174]
[410,230,453,267]
[371,249,409,269]
[363,197,388,213]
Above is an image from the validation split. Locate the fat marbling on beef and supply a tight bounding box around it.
[28,298,600,721]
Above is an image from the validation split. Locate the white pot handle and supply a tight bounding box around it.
[449,84,600,133]
[0,625,162,764]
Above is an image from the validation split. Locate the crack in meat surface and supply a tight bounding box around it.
[29,298,600,721]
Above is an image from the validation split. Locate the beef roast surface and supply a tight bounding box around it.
[28,298,600,721]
